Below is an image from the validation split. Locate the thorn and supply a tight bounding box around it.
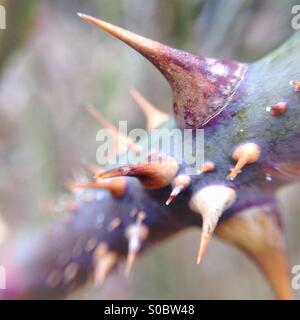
[78,13,247,128]
[125,213,149,276]
[66,177,127,198]
[266,102,288,116]
[108,217,122,231]
[129,208,139,218]
[86,105,141,155]
[95,153,179,189]
[93,244,118,286]
[215,204,294,300]
[125,249,137,278]
[136,210,147,222]
[129,87,169,129]
[94,243,109,260]
[165,186,182,206]
[166,174,191,205]
[189,185,237,262]
[94,252,118,286]
[200,161,215,174]
[290,80,300,92]
[227,142,261,180]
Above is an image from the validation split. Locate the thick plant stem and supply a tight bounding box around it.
[0,24,299,299]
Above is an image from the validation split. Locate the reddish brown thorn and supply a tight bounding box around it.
[189,185,237,263]
[266,102,288,116]
[95,153,179,189]
[66,177,127,198]
[166,174,191,205]
[290,80,300,92]
[77,13,247,129]
[129,87,169,129]
[86,105,141,155]
[200,161,215,174]
[227,142,261,180]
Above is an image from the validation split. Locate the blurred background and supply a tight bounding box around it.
[0,0,300,299]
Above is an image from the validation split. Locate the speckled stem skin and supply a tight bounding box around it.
[0,32,300,300]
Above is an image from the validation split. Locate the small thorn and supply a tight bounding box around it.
[189,185,237,262]
[93,245,118,286]
[94,243,109,260]
[136,211,146,222]
[290,80,300,92]
[227,142,261,180]
[125,249,137,277]
[197,221,214,264]
[166,174,191,205]
[129,208,139,218]
[86,105,141,155]
[266,101,288,116]
[96,153,179,189]
[129,87,169,129]
[125,215,149,276]
[66,177,127,198]
[108,217,122,231]
[200,161,215,174]
[165,192,177,206]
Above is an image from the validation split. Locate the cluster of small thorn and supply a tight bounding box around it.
[53,14,300,290]
[66,80,299,275]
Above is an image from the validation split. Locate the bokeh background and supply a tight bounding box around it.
[0,0,300,299]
